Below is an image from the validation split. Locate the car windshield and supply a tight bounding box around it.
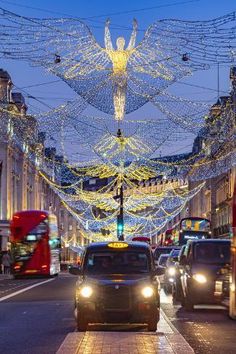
[194,242,230,264]
[158,255,169,266]
[169,249,180,258]
[154,247,173,260]
[84,250,150,274]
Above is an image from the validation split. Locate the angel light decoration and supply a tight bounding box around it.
[0,7,236,120]
[104,18,137,120]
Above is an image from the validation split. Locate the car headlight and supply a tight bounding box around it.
[141,286,154,298]
[168,267,176,276]
[80,286,93,298]
[193,274,207,284]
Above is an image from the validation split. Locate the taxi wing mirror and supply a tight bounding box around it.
[179,254,187,266]
[68,265,82,276]
[154,266,165,276]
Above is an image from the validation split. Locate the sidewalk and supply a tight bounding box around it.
[57,310,194,354]
[0,273,13,281]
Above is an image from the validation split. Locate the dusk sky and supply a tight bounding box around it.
[1,0,236,158]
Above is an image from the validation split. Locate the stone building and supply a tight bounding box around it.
[0,69,86,256]
[187,67,236,238]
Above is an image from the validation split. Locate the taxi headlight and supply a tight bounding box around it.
[193,274,207,284]
[141,286,154,298]
[80,286,93,298]
[168,267,176,276]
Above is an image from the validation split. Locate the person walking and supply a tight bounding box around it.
[2,251,11,274]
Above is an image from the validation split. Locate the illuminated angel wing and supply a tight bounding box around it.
[129,12,236,81]
[151,91,210,133]
[0,7,110,78]
[64,12,236,115]
[0,8,120,114]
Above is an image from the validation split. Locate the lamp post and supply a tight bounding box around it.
[116,128,124,241]
[117,184,124,241]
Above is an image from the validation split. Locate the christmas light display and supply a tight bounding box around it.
[0,8,236,120]
[0,6,236,245]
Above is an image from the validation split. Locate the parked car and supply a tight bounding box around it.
[69,241,165,331]
[179,239,231,310]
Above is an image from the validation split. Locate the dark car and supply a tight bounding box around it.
[163,249,181,294]
[69,241,164,331]
[172,245,186,302]
[179,239,231,310]
[157,254,169,267]
[154,246,181,262]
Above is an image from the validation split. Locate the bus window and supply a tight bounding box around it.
[10,211,60,277]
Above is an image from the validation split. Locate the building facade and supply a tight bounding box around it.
[0,69,86,257]
[186,67,236,239]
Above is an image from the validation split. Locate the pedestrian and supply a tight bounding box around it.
[0,251,3,274]
[2,251,11,274]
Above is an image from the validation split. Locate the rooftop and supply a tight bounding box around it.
[0,68,11,80]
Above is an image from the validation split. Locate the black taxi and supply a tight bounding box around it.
[69,241,165,331]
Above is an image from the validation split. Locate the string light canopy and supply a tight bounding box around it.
[0,7,236,244]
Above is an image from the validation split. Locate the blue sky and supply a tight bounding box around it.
[0,0,236,157]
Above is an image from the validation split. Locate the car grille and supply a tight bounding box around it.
[103,285,130,310]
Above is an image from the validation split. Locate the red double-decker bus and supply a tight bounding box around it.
[161,217,211,246]
[10,210,60,278]
[131,236,151,244]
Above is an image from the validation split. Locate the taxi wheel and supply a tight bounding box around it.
[77,318,88,331]
[147,319,157,332]
[147,310,159,332]
[76,308,88,331]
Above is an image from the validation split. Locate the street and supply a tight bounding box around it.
[0,274,236,354]
[0,274,76,354]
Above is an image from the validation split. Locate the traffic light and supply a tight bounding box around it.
[117,214,124,240]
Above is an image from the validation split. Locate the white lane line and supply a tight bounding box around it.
[0,278,54,302]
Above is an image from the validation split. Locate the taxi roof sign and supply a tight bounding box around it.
[107,242,129,249]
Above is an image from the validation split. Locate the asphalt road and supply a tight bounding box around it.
[1,275,236,354]
[0,274,77,354]
[161,291,236,354]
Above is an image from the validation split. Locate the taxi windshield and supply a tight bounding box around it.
[194,242,230,264]
[84,250,150,274]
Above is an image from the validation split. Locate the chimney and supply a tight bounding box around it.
[0,69,12,102]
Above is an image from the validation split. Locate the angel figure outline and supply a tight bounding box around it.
[0,7,236,118]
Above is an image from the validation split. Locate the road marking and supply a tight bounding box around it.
[0,278,54,302]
